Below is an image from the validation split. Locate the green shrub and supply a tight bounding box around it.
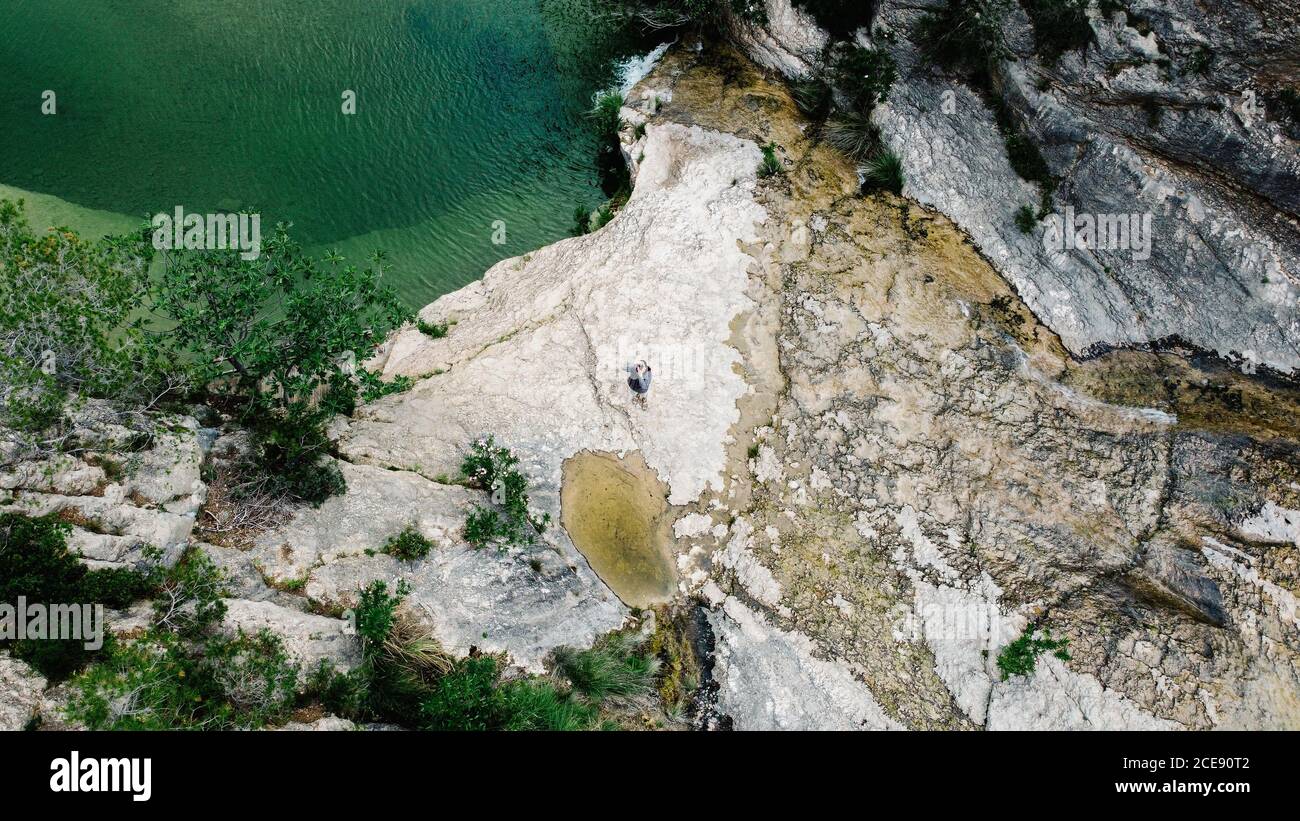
[589,203,616,232]
[0,513,157,680]
[150,549,228,639]
[985,96,1057,207]
[357,368,412,402]
[589,91,625,145]
[861,149,905,195]
[758,142,784,178]
[830,43,897,113]
[419,655,601,731]
[354,579,409,645]
[149,225,410,504]
[417,318,449,338]
[996,625,1071,680]
[68,627,299,730]
[463,505,505,549]
[382,525,433,561]
[917,0,1012,82]
[1184,46,1213,76]
[1021,0,1093,62]
[247,403,345,505]
[1005,132,1054,191]
[600,0,767,30]
[458,436,550,550]
[791,0,876,39]
[1015,204,1039,233]
[1278,88,1300,123]
[572,204,594,236]
[313,580,600,731]
[1,514,85,604]
[67,551,303,730]
[490,675,602,730]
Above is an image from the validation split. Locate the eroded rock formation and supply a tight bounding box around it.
[4,7,1298,731]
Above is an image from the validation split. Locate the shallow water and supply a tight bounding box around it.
[560,451,677,609]
[0,0,651,307]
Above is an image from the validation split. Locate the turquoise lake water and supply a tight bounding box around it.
[0,0,651,306]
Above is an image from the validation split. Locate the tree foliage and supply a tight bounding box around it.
[0,198,411,504]
[0,200,164,444]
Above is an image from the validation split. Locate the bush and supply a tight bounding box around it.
[572,204,595,236]
[463,505,505,548]
[589,203,616,232]
[996,625,1071,680]
[1278,88,1300,123]
[917,0,1012,82]
[67,551,302,730]
[151,549,228,639]
[313,580,601,731]
[861,149,905,195]
[357,368,412,403]
[354,579,408,645]
[417,655,598,731]
[830,43,897,114]
[791,0,876,39]
[417,318,448,339]
[382,525,433,561]
[68,627,299,730]
[0,513,157,680]
[1184,46,1213,76]
[601,0,767,30]
[1015,204,1039,233]
[458,436,550,550]
[589,91,625,146]
[247,403,345,506]
[1004,132,1055,200]
[1022,0,1093,63]
[757,142,784,178]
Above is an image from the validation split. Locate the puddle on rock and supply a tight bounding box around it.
[560,450,676,609]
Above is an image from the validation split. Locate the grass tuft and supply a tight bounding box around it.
[551,632,660,709]
[824,111,882,161]
[757,142,784,178]
[861,149,905,195]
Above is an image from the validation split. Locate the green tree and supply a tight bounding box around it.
[148,224,411,502]
[0,199,164,446]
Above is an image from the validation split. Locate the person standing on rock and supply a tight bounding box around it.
[628,359,652,407]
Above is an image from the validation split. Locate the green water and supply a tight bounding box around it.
[0,0,648,306]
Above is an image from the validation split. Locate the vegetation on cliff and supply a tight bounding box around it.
[0,198,411,504]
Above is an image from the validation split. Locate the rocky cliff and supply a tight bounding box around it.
[4,6,1299,731]
[742,0,1300,373]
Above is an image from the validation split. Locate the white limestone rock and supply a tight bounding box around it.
[0,652,46,731]
[221,599,362,682]
[708,597,903,730]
